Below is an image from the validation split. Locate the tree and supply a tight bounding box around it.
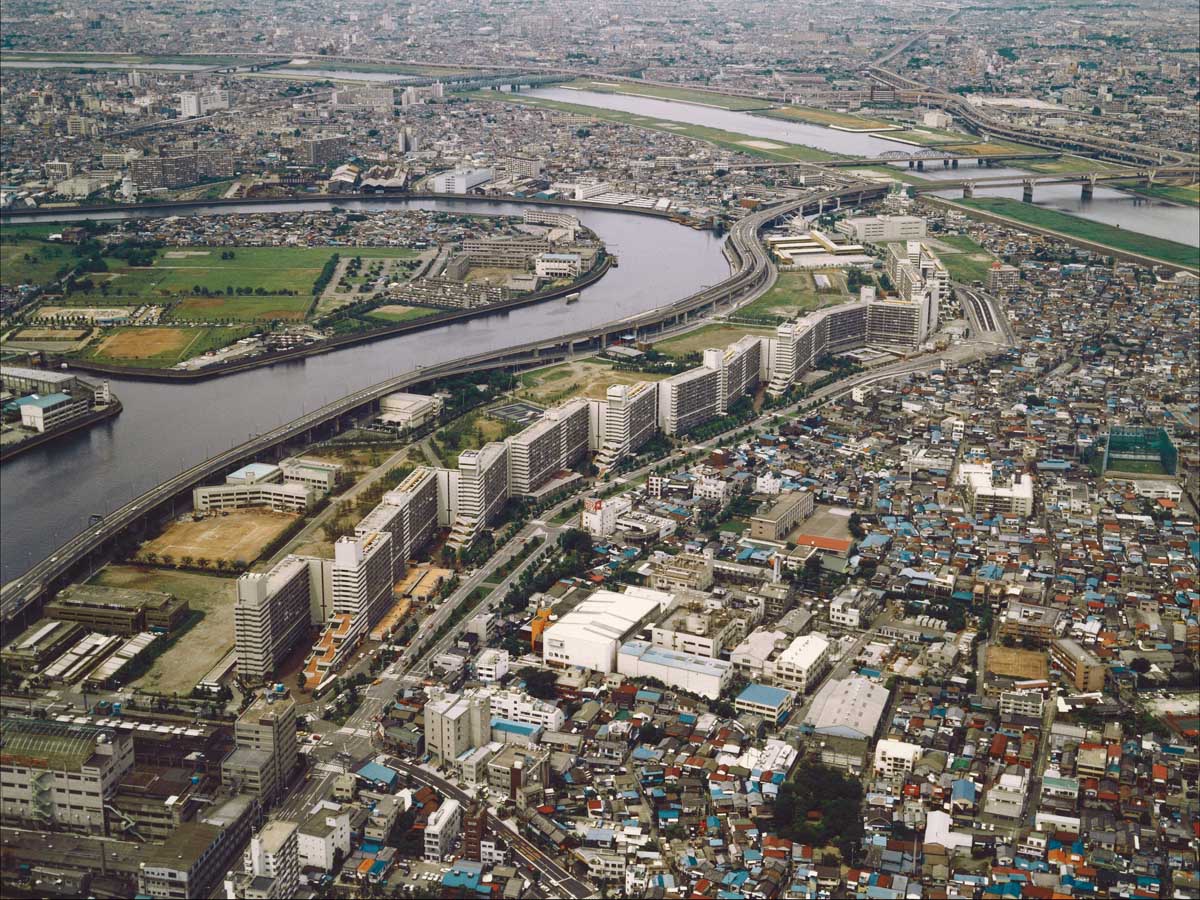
[160,553,175,567]
[1129,657,1151,674]
[518,666,559,701]
[181,555,194,568]
[196,556,209,569]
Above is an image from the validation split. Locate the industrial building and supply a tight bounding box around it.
[431,167,494,193]
[378,391,443,428]
[836,214,927,244]
[617,639,733,699]
[0,717,135,834]
[768,633,831,693]
[803,675,889,774]
[542,586,676,673]
[45,583,189,635]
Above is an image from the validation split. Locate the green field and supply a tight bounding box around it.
[956,198,1200,269]
[1020,155,1126,176]
[930,234,998,283]
[364,304,440,325]
[0,238,77,286]
[469,92,838,163]
[564,79,774,111]
[80,325,254,367]
[654,323,775,358]
[1114,181,1200,207]
[756,105,898,131]
[737,270,847,321]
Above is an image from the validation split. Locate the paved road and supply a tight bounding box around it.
[390,759,597,899]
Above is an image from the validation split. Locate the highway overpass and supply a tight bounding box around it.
[0,181,887,630]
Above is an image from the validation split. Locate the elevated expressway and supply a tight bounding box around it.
[0,181,887,630]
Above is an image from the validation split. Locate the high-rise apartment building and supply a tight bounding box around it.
[591,381,658,470]
[447,443,510,548]
[424,689,491,763]
[331,532,395,631]
[506,398,589,495]
[658,363,723,436]
[235,558,312,684]
[227,691,298,806]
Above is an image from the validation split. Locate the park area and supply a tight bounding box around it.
[429,409,526,467]
[518,357,670,405]
[138,509,299,568]
[365,304,440,325]
[736,270,849,321]
[89,564,238,696]
[81,325,253,367]
[958,198,1200,269]
[653,323,775,358]
[927,235,998,284]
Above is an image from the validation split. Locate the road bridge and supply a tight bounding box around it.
[908,164,1198,200]
[0,182,886,629]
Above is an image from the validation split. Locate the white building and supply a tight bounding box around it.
[331,532,394,635]
[18,392,90,433]
[658,362,722,436]
[236,558,312,683]
[448,442,510,548]
[543,586,675,673]
[431,167,493,193]
[179,91,202,118]
[424,689,491,764]
[487,687,565,730]
[767,302,869,395]
[534,252,583,278]
[193,481,312,514]
[836,215,927,244]
[955,462,1035,517]
[769,633,831,693]
[424,799,462,860]
[379,392,442,428]
[506,399,589,496]
[874,739,923,781]
[476,648,510,683]
[279,457,342,494]
[232,820,300,900]
[617,639,732,699]
[590,381,658,470]
[580,494,633,537]
[297,806,351,872]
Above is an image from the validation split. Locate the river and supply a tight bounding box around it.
[528,88,1199,246]
[0,198,729,582]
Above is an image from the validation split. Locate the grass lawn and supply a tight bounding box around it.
[1106,460,1167,476]
[955,198,1200,269]
[1113,180,1199,207]
[565,79,773,110]
[365,304,440,325]
[170,294,313,322]
[1020,154,1127,175]
[928,234,998,283]
[0,238,77,286]
[518,358,669,405]
[80,325,254,367]
[756,105,898,131]
[468,92,838,163]
[430,410,524,467]
[654,323,776,358]
[91,564,238,695]
[737,270,847,320]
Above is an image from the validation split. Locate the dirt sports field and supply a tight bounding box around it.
[142,509,298,565]
[94,327,194,359]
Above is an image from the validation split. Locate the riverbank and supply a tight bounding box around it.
[0,399,122,463]
[46,255,614,382]
[931,196,1200,272]
[467,91,840,163]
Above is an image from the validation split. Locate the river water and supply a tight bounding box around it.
[529,88,1199,246]
[0,198,728,582]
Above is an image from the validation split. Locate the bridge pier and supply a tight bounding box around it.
[943,159,950,168]
[951,159,958,169]
[908,160,915,169]
[916,160,925,171]
[962,183,975,199]
[1022,180,1034,203]
[977,159,985,167]
[1081,179,1094,200]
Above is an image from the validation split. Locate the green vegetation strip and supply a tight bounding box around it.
[955,198,1199,269]
[564,79,775,111]
[468,92,838,163]
[929,234,998,283]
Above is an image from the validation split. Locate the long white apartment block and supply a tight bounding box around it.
[658,362,723,437]
[236,557,312,683]
[331,531,394,635]
[506,398,589,495]
[355,466,439,578]
[590,381,659,470]
[767,301,869,395]
[447,442,510,548]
